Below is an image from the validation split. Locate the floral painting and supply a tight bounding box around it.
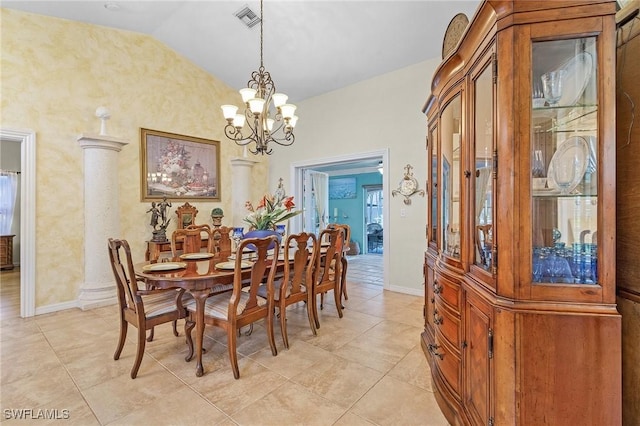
[140,128,221,201]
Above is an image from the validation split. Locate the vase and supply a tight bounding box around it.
[243,229,281,250]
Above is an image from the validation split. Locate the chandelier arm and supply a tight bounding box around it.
[270,133,295,147]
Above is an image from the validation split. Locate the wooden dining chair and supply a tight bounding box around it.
[212,225,232,255]
[184,235,280,379]
[312,227,345,328]
[328,223,351,302]
[257,232,319,349]
[171,225,214,258]
[108,238,187,379]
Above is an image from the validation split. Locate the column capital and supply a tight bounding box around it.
[77,133,128,152]
[230,157,259,168]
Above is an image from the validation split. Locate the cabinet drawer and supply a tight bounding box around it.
[434,273,461,312]
[432,338,461,398]
[434,301,461,348]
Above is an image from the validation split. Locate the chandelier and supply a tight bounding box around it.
[221,0,298,155]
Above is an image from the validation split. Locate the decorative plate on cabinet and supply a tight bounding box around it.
[442,13,469,59]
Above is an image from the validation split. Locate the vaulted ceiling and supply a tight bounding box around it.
[2,0,481,103]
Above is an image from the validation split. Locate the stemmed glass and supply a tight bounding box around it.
[553,155,578,194]
[541,70,566,107]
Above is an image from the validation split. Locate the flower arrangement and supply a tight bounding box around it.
[244,192,301,230]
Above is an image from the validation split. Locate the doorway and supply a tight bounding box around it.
[0,128,36,318]
[290,149,389,290]
[364,185,383,254]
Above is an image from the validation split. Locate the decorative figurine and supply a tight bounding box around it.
[148,197,172,242]
[211,207,224,228]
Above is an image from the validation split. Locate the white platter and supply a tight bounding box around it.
[547,136,589,193]
[216,261,252,270]
[557,52,593,107]
[179,252,215,260]
[142,262,187,272]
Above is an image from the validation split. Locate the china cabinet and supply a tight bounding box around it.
[422,1,621,425]
[615,1,640,424]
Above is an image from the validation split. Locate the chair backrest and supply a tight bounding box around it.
[283,232,319,297]
[171,225,214,257]
[108,238,142,315]
[316,227,344,283]
[329,223,351,245]
[212,226,232,255]
[230,235,280,317]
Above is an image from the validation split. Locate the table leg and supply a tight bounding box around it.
[191,289,210,377]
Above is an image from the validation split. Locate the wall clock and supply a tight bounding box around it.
[392,164,425,205]
[442,13,469,59]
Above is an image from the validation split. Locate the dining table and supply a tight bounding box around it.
[135,250,256,377]
[135,244,339,377]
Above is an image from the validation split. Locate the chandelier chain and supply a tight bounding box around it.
[260,0,264,68]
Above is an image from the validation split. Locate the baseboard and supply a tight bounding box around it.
[388,283,422,297]
[34,300,79,316]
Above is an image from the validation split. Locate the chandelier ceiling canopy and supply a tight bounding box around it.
[221,0,297,155]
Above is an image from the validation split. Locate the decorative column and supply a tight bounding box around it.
[230,157,258,228]
[77,107,128,309]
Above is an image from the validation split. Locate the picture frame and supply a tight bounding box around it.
[140,128,221,202]
[329,177,357,199]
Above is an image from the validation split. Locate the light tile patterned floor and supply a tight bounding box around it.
[0,255,449,425]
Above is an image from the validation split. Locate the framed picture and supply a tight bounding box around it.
[140,128,221,201]
[329,177,357,199]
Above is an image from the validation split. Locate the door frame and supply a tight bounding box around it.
[290,148,389,290]
[0,128,36,317]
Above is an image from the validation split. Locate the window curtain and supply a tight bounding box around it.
[311,171,328,231]
[0,171,19,234]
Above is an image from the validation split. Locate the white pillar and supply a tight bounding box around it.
[77,133,128,309]
[230,157,258,229]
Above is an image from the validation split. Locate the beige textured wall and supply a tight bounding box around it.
[0,8,269,308]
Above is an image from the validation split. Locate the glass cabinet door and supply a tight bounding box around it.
[441,94,462,258]
[429,125,438,246]
[473,62,494,272]
[531,37,598,285]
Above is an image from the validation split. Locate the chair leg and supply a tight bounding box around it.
[312,293,321,329]
[146,327,155,342]
[227,328,240,379]
[334,287,343,319]
[279,305,289,349]
[320,292,324,310]
[172,320,179,337]
[306,295,317,336]
[131,326,147,379]
[341,258,349,301]
[266,309,278,357]
[184,319,195,362]
[114,320,128,360]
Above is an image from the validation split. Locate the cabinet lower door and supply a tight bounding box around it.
[464,292,493,426]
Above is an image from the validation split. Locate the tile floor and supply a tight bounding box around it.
[0,255,449,425]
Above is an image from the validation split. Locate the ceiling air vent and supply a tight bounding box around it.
[234,5,261,28]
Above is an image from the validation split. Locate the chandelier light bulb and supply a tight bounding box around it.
[221,105,238,121]
[233,114,246,128]
[266,118,275,131]
[240,88,257,103]
[280,104,296,119]
[272,93,288,108]
[289,115,298,128]
[248,98,265,115]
